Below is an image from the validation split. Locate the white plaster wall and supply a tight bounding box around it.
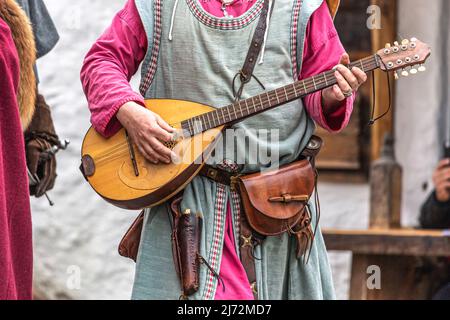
[395,0,447,227]
[33,0,136,300]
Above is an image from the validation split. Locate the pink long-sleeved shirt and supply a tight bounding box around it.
[81,0,354,138]
[80,0,355,301]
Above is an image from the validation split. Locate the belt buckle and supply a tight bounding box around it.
[230,175,241,191]
[307,139,321,150]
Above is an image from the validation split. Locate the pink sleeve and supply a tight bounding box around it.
[301,1,355,133]
[80,0,148,137]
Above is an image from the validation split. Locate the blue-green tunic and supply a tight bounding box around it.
[132,0,336,300]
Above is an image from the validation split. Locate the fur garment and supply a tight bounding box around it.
[0,0,36,130]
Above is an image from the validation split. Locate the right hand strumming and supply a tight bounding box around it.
[117,102,176,164]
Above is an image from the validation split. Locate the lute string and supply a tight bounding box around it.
[94,57,379,163]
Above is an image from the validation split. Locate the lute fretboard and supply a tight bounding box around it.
[181,54,380,137]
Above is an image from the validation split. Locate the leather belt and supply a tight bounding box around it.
[199,165,235,187]
[198,135,322,187]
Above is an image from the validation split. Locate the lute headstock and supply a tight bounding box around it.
[377,38,431,79]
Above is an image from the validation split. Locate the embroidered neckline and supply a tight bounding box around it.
[186,0,264,30]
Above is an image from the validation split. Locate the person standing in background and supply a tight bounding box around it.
[0,0,61,300]
[0,0,36,300]
[420,159,450,229]
[420,159,450,300]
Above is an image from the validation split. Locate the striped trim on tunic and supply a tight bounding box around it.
[139,0,162,95]
[202,183,227,300]
[290,0,304,80]
[230,189,241,246]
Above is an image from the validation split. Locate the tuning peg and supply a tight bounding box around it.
[394,71,399,80]
[401,69,409,77]
[394,41,400,46]
[385,43,391,48]
[418,65,426,72]
[410,67,418,75]
[402,39,410,45]
[410,37,417,42]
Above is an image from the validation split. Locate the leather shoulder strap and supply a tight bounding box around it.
[233,0,272,101]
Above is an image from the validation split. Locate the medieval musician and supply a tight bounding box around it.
[81,0,367,300]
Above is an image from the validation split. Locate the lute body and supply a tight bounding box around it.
[82,99,224,209]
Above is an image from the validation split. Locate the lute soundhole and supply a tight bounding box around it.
[164,141,178,150]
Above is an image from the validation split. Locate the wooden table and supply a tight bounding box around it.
[323,228,450,300]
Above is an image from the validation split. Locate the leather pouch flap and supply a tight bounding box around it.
[238,160,315,220]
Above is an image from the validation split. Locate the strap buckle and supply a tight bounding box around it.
[250,282,258,295]
[239,70,251,84]
[230,175,241,192]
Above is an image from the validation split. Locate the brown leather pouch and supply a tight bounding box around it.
[170,197,203,299]
[235,159,316,257]
[118,210,145,262]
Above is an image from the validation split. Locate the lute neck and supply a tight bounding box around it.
[182,54,380,137]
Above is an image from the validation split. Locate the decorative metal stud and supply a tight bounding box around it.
[241,235,253,248]
[251,282,258,295]
[207,168,218,179]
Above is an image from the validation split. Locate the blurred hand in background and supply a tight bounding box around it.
[433,159,450,203]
